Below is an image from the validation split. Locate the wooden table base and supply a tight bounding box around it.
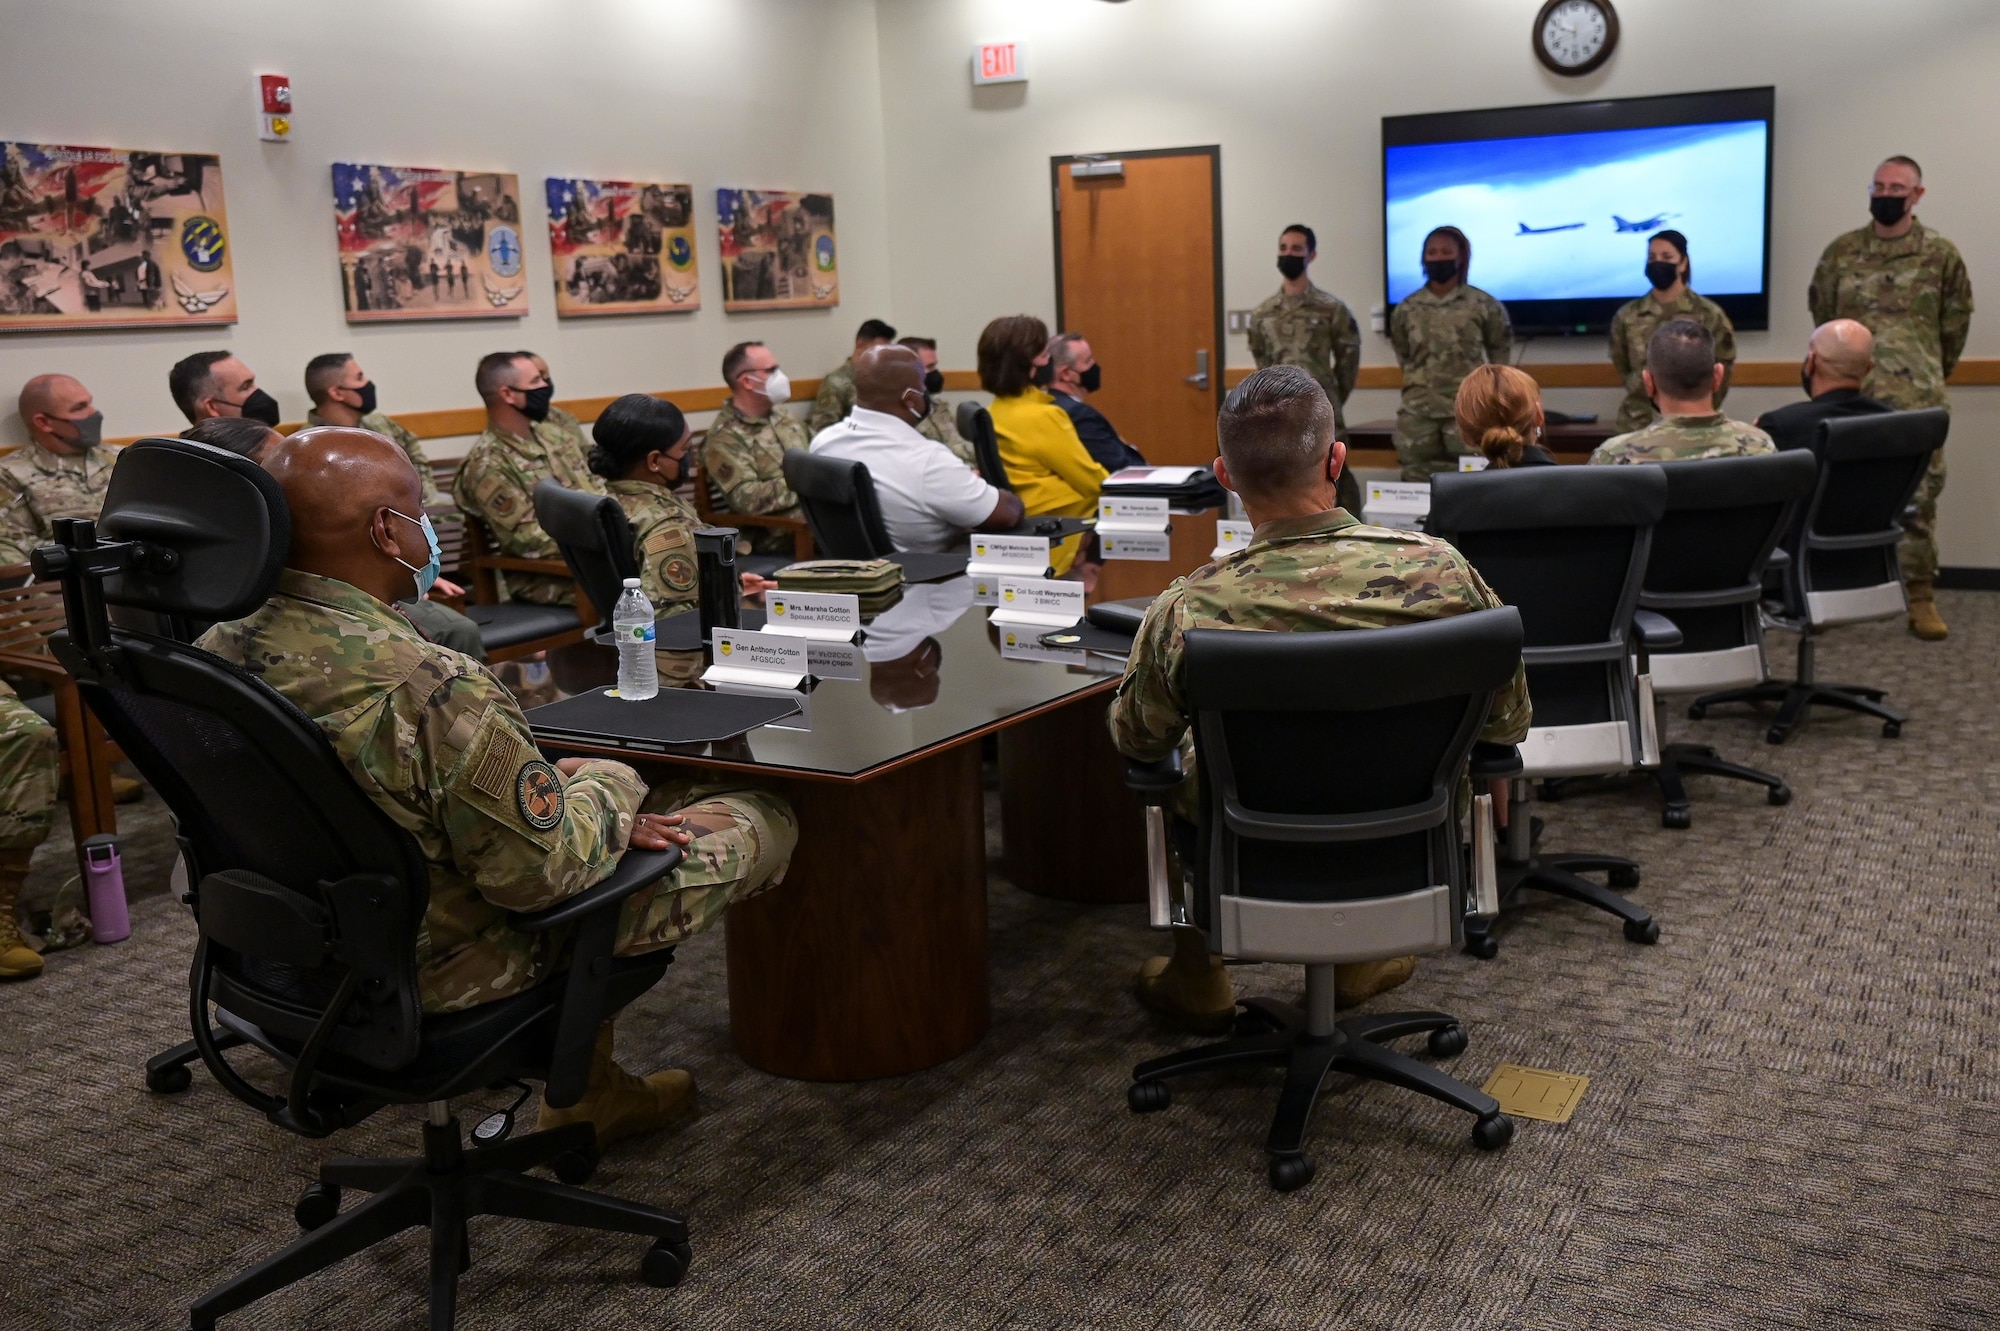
[724,741,989,1081]
[998,691,1149,904]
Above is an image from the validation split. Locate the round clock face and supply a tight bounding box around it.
[1536,0,1617,74]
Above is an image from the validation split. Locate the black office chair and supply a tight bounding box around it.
[954,401,1014,492]
[534,479,640,636]
[780,448,895,558]
[1125,610,1524,1193]
[1430,466,1667,956]
[1627,450,1818,827]
[1692,409,1948,743]
[35,438,695,1330]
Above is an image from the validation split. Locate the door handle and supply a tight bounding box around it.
[1183,349,1210,388]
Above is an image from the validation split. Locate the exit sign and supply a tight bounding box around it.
[973,41,1028,86]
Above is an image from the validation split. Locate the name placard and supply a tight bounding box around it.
[1211,519,1256,560]
[806,640,863,679]
[989,576,1087,629]
[703,628,809,690]
[1458,455,1491,472]
[998,628,1086,666]
[1363,481,1432,521]
[1097,495,1171,531]
[765,589,862,641]
[1100,529,1172,561]
[967,533,1052,578]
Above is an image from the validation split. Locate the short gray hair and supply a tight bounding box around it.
[1645,319,1716,398]
[1216,365,1334,497]
[1047,332,1088,370]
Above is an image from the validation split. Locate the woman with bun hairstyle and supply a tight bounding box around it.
[1454,363,1557,469]
[588,393,715,620]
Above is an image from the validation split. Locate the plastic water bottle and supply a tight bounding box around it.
[613,578,659,700]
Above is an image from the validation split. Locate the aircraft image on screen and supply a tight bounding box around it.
[1612,213,1677,232]
[1517,221,1587,235]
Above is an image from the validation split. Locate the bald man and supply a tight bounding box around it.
[1757,320,1896,455]
[2,374,119,566]
[809,343,1022,552]
[199,427,797,1146]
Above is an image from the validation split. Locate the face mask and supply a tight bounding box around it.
[385,508,443,600]
[352,380,379,416]
[57,410,104,451]
[759,368,791,407]
[1800,361,1815,397]
[1078,363,1102,393]
[1645,261,1681,291]
[1423,258,1458,285]
[902,388,931,424]
[1869,194,1910,226]
[923,368,945,396]
[236,388,281,427]
[1277,254,1307,281]
[1030,361,1054,388]
[519,383,553,423]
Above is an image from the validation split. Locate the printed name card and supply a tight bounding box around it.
[1458,455,1491,472]
[998,627,1086,666]
[967,533,1052,578]
[764,589,862,641]
[989,576,1087,629]
[1364,481,1432,519]
[1096,495,1171,531]
[1211,519,1256,560]
[1099,529,1172,561]
[703,628,809,690]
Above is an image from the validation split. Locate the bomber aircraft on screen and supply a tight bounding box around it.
[1516,221,1587,235]
[1612,213,1677,232]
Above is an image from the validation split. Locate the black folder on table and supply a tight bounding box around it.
[888,551,970,584]
[1036,597,1152,656]
[528,687,800,752]
[654,606,766,652]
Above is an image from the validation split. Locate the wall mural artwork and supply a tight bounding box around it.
[0,141,236,331]
[333,163,527,321]
[548,177,699,316]
[716,188,838,311]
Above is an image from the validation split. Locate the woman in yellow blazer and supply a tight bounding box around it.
[978,314,1107,574]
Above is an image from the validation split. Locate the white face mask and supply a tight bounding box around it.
[760,368,791,407]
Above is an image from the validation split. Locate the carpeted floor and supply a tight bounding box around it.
[3,593,1997,1330]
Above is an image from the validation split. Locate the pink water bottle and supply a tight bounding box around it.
[82,834,130,945]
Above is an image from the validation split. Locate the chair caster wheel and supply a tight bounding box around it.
[1428,1025,1468,1058]
[1608,866,1640,888]
[1766,727,1787,745]
[551,1142,599,1186]
[146,1063,192,1094]
[1232,1006,1285,1037]
[1472,1113,1515,1151]
[641,1238,693,1288]
[1624,917,1660,945]
[1686,704,1707,720]
[1768,785,1792,806]
[294,1182,341,1231]
[1128,1080,1171,1114]
[1882,721,1902,738]
[1465,934,1499,960]
[1661,806,1692,830]
[1268,1153,1316,1192]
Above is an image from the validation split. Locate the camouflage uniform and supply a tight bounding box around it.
[606,478,701,619]
[0,442,120,566]
[1247,284,1362,434]
[1589,413,1775,466]
[1389,284,1512,481]
[305,408,438,506]
[454,423,604,605]
[699,400,807,555]
[1607,289,1739,433]
[1809,219,1974,582]
[540,404,593,469]
[808,361,857,436]
[917,396,977,468]
[1109,509,1532,819]
[0,679,57,853]
[198,569,797,1013]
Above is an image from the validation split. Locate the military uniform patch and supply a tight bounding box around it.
[663,555,696,591]
[516,760,565,830]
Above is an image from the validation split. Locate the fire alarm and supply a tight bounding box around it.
[259,74,293,143]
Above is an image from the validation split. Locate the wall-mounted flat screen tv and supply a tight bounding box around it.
[1382,87,1774,335]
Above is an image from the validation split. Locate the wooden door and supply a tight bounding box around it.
[1052,147,1222,468]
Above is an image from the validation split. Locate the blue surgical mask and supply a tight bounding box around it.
[386,507,442,599]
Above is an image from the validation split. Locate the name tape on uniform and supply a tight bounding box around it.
[765,589,862,641]
[1096,495,1171,531]
[703,628,809,690]
[989,576,1086,629]
[967,533,1052,577]
[1211,519,1256,560]
[1099,529,1172,561]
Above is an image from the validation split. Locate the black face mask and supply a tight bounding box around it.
[1423,258,1458,285]
[519,384,554,423]
[1800,362,1815,397]
[1078,363,1102,393]
[1645,261,1681,291]
[1869,195,1910,226]
[923,368,945,395]
[353,380,379,416]
[1276,254,1307,281]
[1030,361,1054,388]
[237,388,281,427]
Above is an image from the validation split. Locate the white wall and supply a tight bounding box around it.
[873,0,2000,566]
[0,0,891,445]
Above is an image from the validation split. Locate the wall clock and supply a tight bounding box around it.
[1534,0,1619,77]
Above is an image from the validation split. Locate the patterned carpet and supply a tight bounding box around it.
[3,593,1996,1330]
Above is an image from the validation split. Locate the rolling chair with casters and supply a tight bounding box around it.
[955,401,1015,493]
[1123,610,1524,1193]
[36,438,697,1329]
[779,449,895,558]
[1430,466,1667,955]
[533,479,643,637]
[1692,409,1947,744]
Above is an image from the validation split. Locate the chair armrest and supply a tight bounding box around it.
[1633,610,1684,651]
[476,555,574,577]
[0,650,66,686]
[1765,548,1792,573]
[511,846,684,932]
[1468,743,1523,780]
[1125,752,1184,804]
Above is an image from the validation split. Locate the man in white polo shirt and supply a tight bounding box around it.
[810,343,1022,552]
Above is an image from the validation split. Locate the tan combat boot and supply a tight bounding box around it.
[0,848,45,980]
[111,774,145,804]
[1907,580,1948,641]
[537,1021,695,1147]
[1334,956,1416,1009]
[1134,924,1237,1033]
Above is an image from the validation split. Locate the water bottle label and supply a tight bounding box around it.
[629,622,656,644]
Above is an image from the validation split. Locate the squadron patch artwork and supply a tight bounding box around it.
[333,164,527,321]
[716,188,838,311]
[547,178,699,316]
[0,141,236,331]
